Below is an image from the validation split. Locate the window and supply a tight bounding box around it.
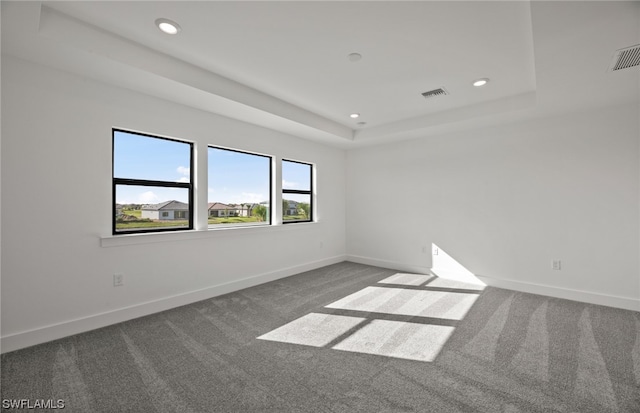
[208,146,272,228]
[112,129,193,234]
[282,159,313,223]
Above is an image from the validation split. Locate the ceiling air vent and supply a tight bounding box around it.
[609,44,640,72]
[421,87,448,99]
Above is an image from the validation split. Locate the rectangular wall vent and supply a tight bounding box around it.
[609,44,640,72]
[421,87,448,99]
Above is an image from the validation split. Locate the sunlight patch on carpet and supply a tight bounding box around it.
[326,287,478,320]
[258,274,483,363]
[332,320,454,362]
[427,277,486,291]
[257,313,365,347]
[378,273,434,286]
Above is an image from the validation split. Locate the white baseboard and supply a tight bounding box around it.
[477,274,640,312]
[346,254,430,275]
[1,255,347,353]
[347,254,639,312]
[5,255,636,353]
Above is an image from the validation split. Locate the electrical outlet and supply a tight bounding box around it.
[319,241,324,249]
[433,246,439,255]
[422,246,427,254]
[113,273,124,287]
[552,260,562,271]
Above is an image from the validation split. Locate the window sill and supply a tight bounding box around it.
[101,221,319,248]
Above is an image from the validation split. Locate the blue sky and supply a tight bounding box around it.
[208,147,270,205]
[282,160,311,191]
[114,131,311,205]
[114,131,192,204]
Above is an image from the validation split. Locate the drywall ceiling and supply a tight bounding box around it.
[2,1,639,148]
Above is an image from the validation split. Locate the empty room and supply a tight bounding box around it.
[1,1,639,412]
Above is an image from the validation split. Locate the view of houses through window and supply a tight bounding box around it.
[113,130,193,234]
[113,130,314,234]
[208,146,272,227]
[282,160,313,223]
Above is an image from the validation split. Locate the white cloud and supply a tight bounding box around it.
[177,166,190,176]
[283,179,298,188]
[225,192,265,204]
[178,177,190,183]
[139,191,159,204]
[241,192,265,203]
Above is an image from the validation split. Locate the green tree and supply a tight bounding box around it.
[283,199,289,216]
[253,204,267,222]
[299,202,310,219]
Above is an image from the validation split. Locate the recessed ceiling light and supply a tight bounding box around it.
[348,53,362,62]
[155,18,181,35]
[473,78,489,87]
[350,113,360,119]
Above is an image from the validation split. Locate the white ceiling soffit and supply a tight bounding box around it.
[2,1,638,147]
[36,5,354,146]
[354,91,537,144]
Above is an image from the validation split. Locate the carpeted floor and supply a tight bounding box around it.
[2,261,639,412]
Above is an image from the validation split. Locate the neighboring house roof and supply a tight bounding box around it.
[208,202,232,211]
[142,200,189,211]
[209,202,259,210]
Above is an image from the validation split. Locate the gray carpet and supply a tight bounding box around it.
[2,261,639,412]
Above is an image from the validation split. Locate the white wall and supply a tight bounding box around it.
[1,56,347,352]
[3,53,638,353]
[347,103,640,310]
